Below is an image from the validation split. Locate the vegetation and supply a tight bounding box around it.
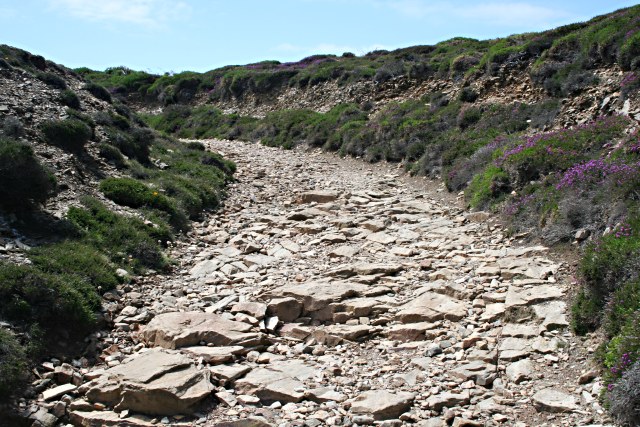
[0,137,56,210]
[0,328,28,401]
[41,118,92,152]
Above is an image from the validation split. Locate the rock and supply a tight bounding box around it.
[42,383,77,401]
[506,359,534,384]
[366,232,396,245]
[70,411,155,426]
[139,311,265,349]
[299,190,339,204]
[209,364,251,384]
[426,391,470,412]
[387,322,438,342]
[85,348,214,415]
[579,370,599,385]
[190,259,223,278]
[450,361,496,386]
[329,245,360,258]
[22,405,58,427]
[532,388,578,413]
[210,418,274,427]
[235,360,316,404]
[505,285,563,308]
[575,228,590,241]
[231,301,268,319]
[181,346,244,364]
[350,390,415,420]
[465,211,491,222]
[397,292,466,323]
[267,297,303,322]
[306,387,347,403]
[270,281,376,313]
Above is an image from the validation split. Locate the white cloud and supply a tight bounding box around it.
[381,1,570,27]
[48,0,190,28]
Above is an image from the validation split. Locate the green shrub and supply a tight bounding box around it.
[30,241,120,292]
[0,328,27,402]
[0,262,99,333]
[466,165,510,209]
[36,71,67,89]
[60,89,81,109]
[84,82,112,103]
[0,137,56,210]
[98,143,126,168]
[1,117,24,138]
[67,197,169,271]
[608,359,640,426]
[41,119,92,152]
[100,177,175,212]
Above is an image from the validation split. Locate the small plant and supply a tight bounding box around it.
[608,359,640,426]
[41,119,92,152]
[98,143,126,168]
[1,116,24,138]
[59,89,81,109]
[100,177,174,213]
[0,137,56,210]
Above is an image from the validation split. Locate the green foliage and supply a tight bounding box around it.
[466,165,510,209]
[0,328,27,402]
[41,118,92,152]
[100,177,179,220]
[36,72,67,89]
[67,197,169,271]
[0,137,56,210]
[98,142,126,168]
[60,89,81,109]
[84,82,112,103]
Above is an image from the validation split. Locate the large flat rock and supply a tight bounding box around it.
[350,390,415,420]
[532,388,578,413]
[85,348,213,415]
[234,360,316,404]
[397,292,467,323]
[139,311,265,349]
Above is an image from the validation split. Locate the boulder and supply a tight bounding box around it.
[235,360,316,404]
[299,191,339,204]
[397,292,467,323]
[532,388,578,413]
[350,390,415,420]
[85,348,213,415]
[139,311,265,349]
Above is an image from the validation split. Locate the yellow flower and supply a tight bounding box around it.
[152,191,159,196]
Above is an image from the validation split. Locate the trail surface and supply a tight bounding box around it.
[38,140,611,427]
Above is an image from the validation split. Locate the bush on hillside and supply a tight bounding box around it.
[36,72,67,89]
[98,142,126,168]
[59,89,81,109]
[609,359,640,426]
[1,116,24,138]
[41,119,92,152]
[0,328,27,402]
[0,137,56,210]
[84,82,112,103]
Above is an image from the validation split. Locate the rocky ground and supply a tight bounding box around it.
[21,139,615,427]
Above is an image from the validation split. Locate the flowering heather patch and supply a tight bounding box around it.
[504,193,536,215]
[555,159,640,190]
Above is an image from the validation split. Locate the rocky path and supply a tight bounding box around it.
[27,140,612,427]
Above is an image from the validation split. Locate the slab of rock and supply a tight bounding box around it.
[139,311,265,349]
[354,263,403,276]
[313,324,371,345]
[299,191,339,204]
[209,364,251,384]
[70,411,155,426]
[506,359,534,384]
[231,302,268,320]
[426,391,470,412]
[210,418,273,427]
[505,285,563,308]
[306,387,347,403]
[42,383,77,401]
[271,281,374,312]
[350,390,415,420]
[190,259,224,278]
[397,292,466,323]
[85,348,213,415]
[450,360,496,386]
[532,388,578,413]
[235,360,316,404]
[498,337,532,361]
[181,346,244,364]
[267,297,302,322]
[366,232,396,245]
[329,245,360,258]
[387,322,439,342]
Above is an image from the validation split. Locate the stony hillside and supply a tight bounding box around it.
[1,3,640,427]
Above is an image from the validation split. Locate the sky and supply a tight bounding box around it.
[1,0,639,74]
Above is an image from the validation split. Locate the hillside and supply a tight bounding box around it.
[0,3,639,427]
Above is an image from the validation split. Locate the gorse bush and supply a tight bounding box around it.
[84,82,112,103]
[60,89,81,109]
[0,137,56,210]
[36,71,67,89]
[1,116,24,138]
[41,118,92,152]
[0,328,27,402]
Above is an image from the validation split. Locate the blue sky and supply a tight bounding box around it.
[1,1,638,73]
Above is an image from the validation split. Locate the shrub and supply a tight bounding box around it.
[98,143,126,168]
[609,359,640,426]
[41,119,92,152]
[60,89,81,109]
[36,72,67,89]
[67,197,169,271]
[0,137,56,210]
[187,141,206,151]
[1,116,24,138]
[100,177,174,213]
[466,165,510,208]
[84,82,112,103]
[0,262,99,334]
[0,328,27,402]
[459,87,479,103]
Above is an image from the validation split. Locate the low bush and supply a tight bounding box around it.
[98,142,126,168]
[2,116,24,138]
[100,177,177,218]
[609,359,640,426]
[36,72,67,89]
[60,89,81,109]
[84,82,112,103]
[0,137,56,210]
[0,328,27,402]
[41,118,92,152]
